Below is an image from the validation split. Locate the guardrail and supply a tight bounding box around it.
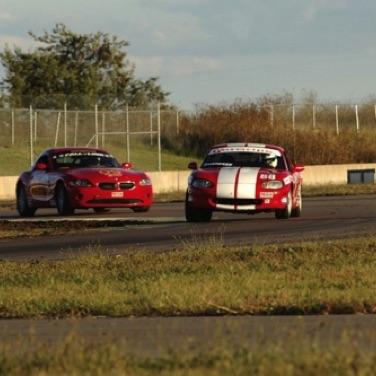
[1,164,376,201]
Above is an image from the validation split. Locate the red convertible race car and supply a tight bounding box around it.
[16,147,153,216]
[185,142,304,222]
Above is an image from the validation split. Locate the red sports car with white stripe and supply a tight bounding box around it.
[185,143,304,221]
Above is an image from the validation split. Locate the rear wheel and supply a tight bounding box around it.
[185,192,212,222]
[56,184,75,216]
[291,195,302,218]
[275,190,292,219]
[16,184,37,217]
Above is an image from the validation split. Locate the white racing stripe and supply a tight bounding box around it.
[216,167,259,210]
[237,168,258,198]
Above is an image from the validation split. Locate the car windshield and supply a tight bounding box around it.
[202,151,285,169]
[52,152,120,169]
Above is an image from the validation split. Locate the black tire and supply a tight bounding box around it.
[132,207,150,213]
[93,208,110,213]
[16,184,37,217]
[185,193,212,222]
[291,196,302,218]
[56,184,75,216]
[275,190,292,219]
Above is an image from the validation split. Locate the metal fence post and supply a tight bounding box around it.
[292,104,295,131]
[55,112,61,146]
[126,103,130,162]
[355,104,360,132]
[312,105,316,129]
[335,105,339,134]
[157,102,161,171]
[11,109,14,146]
[64,102,67,146]
[95,104,99,148]
[176,109,179,135]
[29,105,33,166]
[150,110,153,146]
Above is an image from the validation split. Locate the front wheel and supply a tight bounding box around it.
[93,208,110,213]
[275,190,292,219]
[16,184,37,217]
[132,207,150,213]
[56,184,75,216]
[185,193,212,222]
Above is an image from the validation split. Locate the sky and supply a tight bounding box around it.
[1,0,376,110]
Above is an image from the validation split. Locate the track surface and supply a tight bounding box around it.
[1,195,376,261]
[1,195,376,355]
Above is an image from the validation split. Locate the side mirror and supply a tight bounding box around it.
[293,164,305,173]
[121,162,132,169]
[36,163,47,170]
[188,162,198,170]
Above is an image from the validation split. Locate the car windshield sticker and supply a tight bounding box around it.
[208,147,282,157]
[52,152,112,159]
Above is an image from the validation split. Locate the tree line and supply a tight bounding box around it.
[0,23,170,110]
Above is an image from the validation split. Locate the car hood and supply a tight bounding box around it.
[63,167,148,182]
[195,166,288,181]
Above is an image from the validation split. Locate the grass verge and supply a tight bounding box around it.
[1,336,375,375]
[1,235,376,318]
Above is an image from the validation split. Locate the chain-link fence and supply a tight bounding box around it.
[0,104,181,171]
[1,101,376,171]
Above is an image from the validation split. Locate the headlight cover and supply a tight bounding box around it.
[192,178,214,188]
[261,180,284,189]
[139,178,152,186]
[70,179,92,187]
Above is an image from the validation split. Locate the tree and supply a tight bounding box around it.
[0,23,169,109]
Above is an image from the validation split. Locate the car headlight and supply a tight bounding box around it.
[70,179,92,187]
[192,178,214,188]
[139,178,152,186]
[261,180,284,189]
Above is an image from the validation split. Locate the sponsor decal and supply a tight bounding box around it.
[260,192,274,198]
[284,176,292,184]
[99,169,122,177]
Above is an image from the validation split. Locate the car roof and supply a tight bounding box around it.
[44,147,110,155]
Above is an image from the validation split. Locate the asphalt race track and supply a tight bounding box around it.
[1,195,376,261]
[1,195,376,356]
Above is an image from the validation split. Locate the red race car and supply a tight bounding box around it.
[16,147,153,216]
[185,142,304,222]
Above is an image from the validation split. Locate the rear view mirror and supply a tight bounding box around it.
[36,163,47,170]
[188,162,198,170]
[293,164,305,173]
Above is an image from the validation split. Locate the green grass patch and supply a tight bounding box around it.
[1,335,375,375]
[1,236,376,318]
[0,142,196,176]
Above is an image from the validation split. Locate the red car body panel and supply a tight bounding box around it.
[16,147,153,216]
[186,142,304,220]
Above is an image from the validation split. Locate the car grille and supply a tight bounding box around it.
[98,182,135,190]
[214,198,262,205]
